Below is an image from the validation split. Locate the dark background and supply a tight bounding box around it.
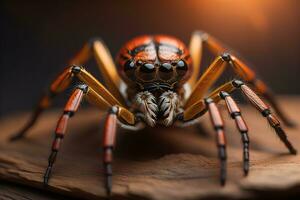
[1,0,300,117]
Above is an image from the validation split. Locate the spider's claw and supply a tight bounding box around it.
[243,161,249,176]
[220,160,226,186]
[106,176,112,196]
[273,125,297,155]
[43,151,57,186]
[104,163,113,196]
[243,142,250,176]
[43,166,52,185]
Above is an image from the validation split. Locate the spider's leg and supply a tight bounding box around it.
[11,66,126,141]
[44,84,86,185]
[204,98,227,185]
[186,31,294,127]
[205,80,296,154]
[233,80,297,154]
[102,106,118,196]
[10,68,73,141]
[187,31,205,87]
[102,105,142,196]
[69,38,126,104]
[219,91,250,175]
[179,79,295,184]
[43,83,136,195]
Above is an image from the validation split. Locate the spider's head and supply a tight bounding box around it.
[116,35,192,91]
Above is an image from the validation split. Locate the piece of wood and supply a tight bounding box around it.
[0,97,300,200]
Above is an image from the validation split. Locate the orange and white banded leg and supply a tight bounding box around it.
[44,85,87,185]
[43,84,136,196]
[184,79,296,155]
[102,106,118,196]
[219,91,250,175]
[10,65,125,141]
[231,80,297,154]
[69,38,125,104]
[187,31,295,127]
[204,98,227,185]
[181,80,296,183]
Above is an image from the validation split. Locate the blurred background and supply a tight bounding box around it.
[1,0,300,117]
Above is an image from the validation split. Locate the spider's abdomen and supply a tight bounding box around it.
[116,35,192,91]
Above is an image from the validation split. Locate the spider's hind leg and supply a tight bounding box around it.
[187,31,295,127]
[10,67,74,141]
[180,79,296,185]
[208,79,297,155]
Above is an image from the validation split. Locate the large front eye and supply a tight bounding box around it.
[139,63,156,81]
[140,63,155,73]
[159,63,174,80]
[160,63,172,72]
[176,60,188,77]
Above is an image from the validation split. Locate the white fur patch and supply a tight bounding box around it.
[159,91,181,126]
[134,91,158,127]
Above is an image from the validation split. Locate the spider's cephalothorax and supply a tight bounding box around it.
[10,31,297,196]
[117,35,192,126]
[117,35,192,94]
[117,35,191,126]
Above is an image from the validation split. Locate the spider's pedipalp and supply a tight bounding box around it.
[159,91,181,126]
[133,91,158,127]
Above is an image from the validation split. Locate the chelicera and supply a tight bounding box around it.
[10,32,297,196]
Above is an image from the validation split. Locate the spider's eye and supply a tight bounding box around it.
[124,60,135,71]
[160,63,172,72]
[141,63,155,73]
[176,60,188,77]
[159,63,174,80]
[138,63,155,81]
[124,60,136,81]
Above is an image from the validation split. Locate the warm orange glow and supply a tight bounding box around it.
[190,0,295,37]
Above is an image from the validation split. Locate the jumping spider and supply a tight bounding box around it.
[10,31,297,195]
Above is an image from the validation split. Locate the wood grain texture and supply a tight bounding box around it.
[0,97,300,200]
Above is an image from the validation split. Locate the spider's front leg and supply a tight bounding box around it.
[204,98,227,185]
[11,37,126,141]
[177,97,229,185]
[42,82,137,196]
[10,65,125,141]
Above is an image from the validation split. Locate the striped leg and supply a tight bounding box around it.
[180,79,296,185]
[10,65,125,141]
[69,38,126,105]
[233,80,297,154]
[220,91,250,175]
[187,31,295,127]
[10,68,72,141]
[205,98,227,185]
[42,84,136,197]
[205,80,297,155]
[102,106,118,196]
[44,85,87,185]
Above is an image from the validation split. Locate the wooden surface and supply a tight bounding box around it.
[0,97,300,200]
